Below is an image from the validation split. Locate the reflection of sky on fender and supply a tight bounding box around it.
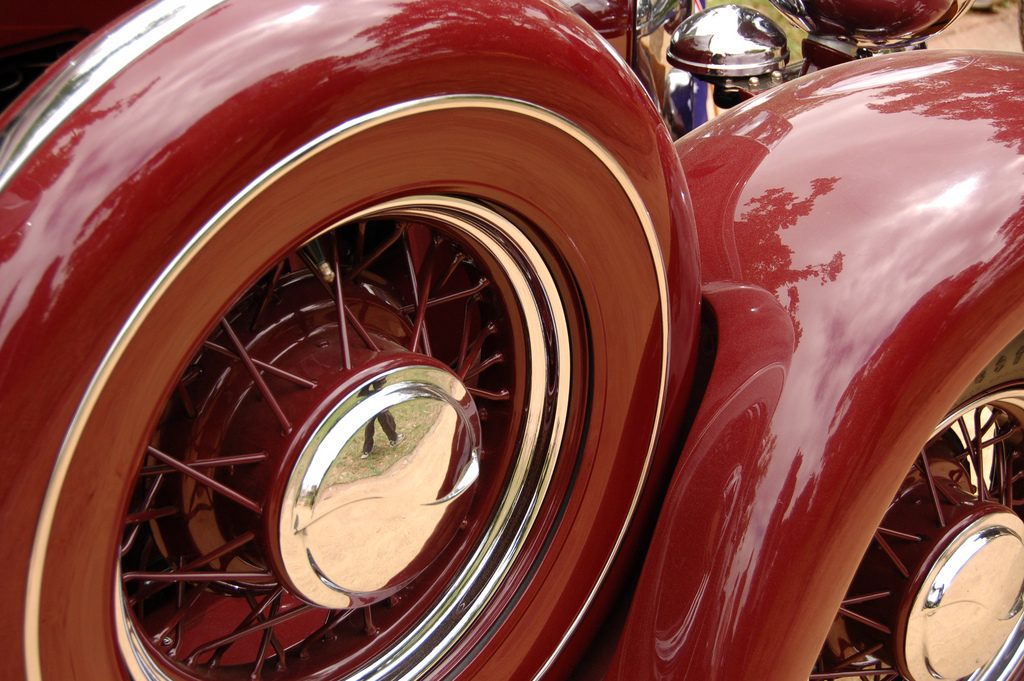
[736,73,1023,497]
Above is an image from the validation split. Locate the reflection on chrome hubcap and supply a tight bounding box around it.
[280,364,481,609]
[903,513,1024,680]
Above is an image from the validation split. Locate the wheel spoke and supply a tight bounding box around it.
[250,597,282,679]
[344,305,381,352]
[140,452,268,476]
[437,251,467,290]
[872,531,909,578]
[838,605,892,634]
[455,297,474,370]
[841,591,891,606]
[146,446,262,514]
[299,610,355,658]
[363,606,379,636]
[251,261,286,331]
[177,367,201,418]
[463,352,504,380]
[355,222,366,263]
[123,570,275,583]
[980,426,1021,450]
[171,559,188,657]
[188,602,312,664]
[960,415,987,500]
[810,669,898,679]
[876,527,921,542]
[918,448,946,528]
[121,473,167,556]
[332,232,353,370]
[152,584,205,649]
[204,340,317,389]
[347,224,405,282]
[458,322,497,377]
[295,241,383,352]
[468,387,511,401]
[220,319,291,433]
[179,531,259,573]
[404,230,435,355]
[125,506,177,524]
[129,531,263,610]
[189,588,291,665]
[834,643,884,670]
[398,278,490,314]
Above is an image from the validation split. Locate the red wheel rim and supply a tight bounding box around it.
[813,387,1024,681]
[115,197,577,680]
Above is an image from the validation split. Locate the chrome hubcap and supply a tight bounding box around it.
[279,364,481,609]
[815,388,1024,680]
[903,513,1024,680]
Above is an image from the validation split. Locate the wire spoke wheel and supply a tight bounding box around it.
[115,197,572,680]
[812,387,1024,681]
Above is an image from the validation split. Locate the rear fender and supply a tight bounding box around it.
[612,50,1024,680]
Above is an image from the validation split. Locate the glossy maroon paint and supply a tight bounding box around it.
[0,0,699,679]
[560,0,635,60]
[0,0,633,59]
[770,0,960,45]
[611,50,1024,680]
[0,0,138,52]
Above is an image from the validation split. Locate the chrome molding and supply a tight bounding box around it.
[24,95,669,680]
[0,0,226,193]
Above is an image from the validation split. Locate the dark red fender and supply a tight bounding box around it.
[0,0,138,51]
[0,0,699,678]
[610,50,1024,680]
[0,0,632,59]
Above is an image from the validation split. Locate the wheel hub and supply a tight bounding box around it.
[116,197,572,680]
[277,363,481,609]
[902,511,1024,680]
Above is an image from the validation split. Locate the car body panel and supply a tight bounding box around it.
[0,0,137,52]
[0,0,634,60]
[3,0,1024,679]
[611,49,1024,680]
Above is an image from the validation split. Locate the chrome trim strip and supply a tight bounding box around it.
[25,95,669,680]
[0,0,226,192]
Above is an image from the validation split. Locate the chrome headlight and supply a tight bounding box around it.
[668,5,789,78]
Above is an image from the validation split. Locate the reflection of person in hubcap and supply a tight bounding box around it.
[360,379,403,458]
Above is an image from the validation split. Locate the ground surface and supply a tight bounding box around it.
[931,1,1022,52]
